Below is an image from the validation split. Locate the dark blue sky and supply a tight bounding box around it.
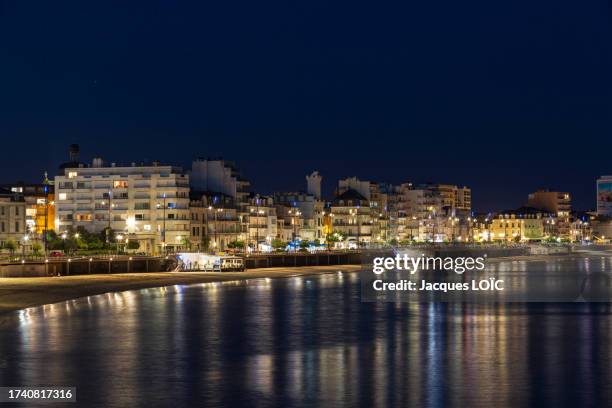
[0,0,609,211]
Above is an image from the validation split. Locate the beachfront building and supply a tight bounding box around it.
[417,183,472,212]
[527,190,571,217]
[337,177,397,244]
[0,189,27,251]
[0,177,55,238]
[190,158,252,247]
[394,182,473,242]
[274,192,325,242]
[330,189,373,247]
[55,156,190,254]
[569,213,593,242]
[246,195,277,251]
[487,207,553,242]
[189,192,245,251]
[275,204,304,243]
[190,158,251,207]
[527,190,571,238]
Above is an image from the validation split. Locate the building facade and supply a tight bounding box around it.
[189,192,244,251]
[274,192,325,242]
[330,189,372,247]
[246,195,277,250]
[527,190,571,217]
[0,179,55,237]
[55,160,190,254]
[0,189,27,250]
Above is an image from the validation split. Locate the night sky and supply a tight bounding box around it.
[0,1,609,211]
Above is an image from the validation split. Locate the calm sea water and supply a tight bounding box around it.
[1,256,612,407]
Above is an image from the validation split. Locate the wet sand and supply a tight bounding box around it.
[0,265,362,315]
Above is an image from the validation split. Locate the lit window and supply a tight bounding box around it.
[113,180,128,188]
[68,171,78,178]
[11,187,23,193]
[59,193,67,200]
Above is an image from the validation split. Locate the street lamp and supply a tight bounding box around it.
[289,209,302,251]
[43,180,49,257]
[116,234,124,255]
[157,193,167,254]
[214,208,222,251]
[61,232,67,254]
[22,235,29,259]
[105,190,113,247]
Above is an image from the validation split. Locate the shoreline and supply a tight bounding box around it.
[0,265,362,316]
[0,252,607,317]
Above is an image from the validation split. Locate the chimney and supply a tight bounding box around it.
[69,144,80,163]
[92,157,103,168]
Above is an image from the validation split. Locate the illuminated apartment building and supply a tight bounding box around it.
[246,195,277,250]
[418,183,472,212]
[0,178,55,237]
[330,189,373,247]
[54,149,190,254]
[337,177,396,243]
[527,189,571,238]
[489,209,545,242]
[189,192,245,251]
[0,188,27,248]
[274,175,326,242]
[527,190,571,217]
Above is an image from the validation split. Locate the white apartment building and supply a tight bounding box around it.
[330,189,373,246]
[190,158,251,208]
[396,183,474,242]
[55,160,190,254]
[337,177,396,244]
[246,195,277,250]
[274,192,325,242]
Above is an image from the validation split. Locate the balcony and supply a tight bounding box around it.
[157,182,189,188]
[155,218,189,222]
[134,217,151,221]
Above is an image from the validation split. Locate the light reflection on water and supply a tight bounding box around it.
[1,259,612,407]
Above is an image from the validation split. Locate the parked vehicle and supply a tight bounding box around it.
[219,256,245,272]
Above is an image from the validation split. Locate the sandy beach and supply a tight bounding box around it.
[0,265,362,315]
